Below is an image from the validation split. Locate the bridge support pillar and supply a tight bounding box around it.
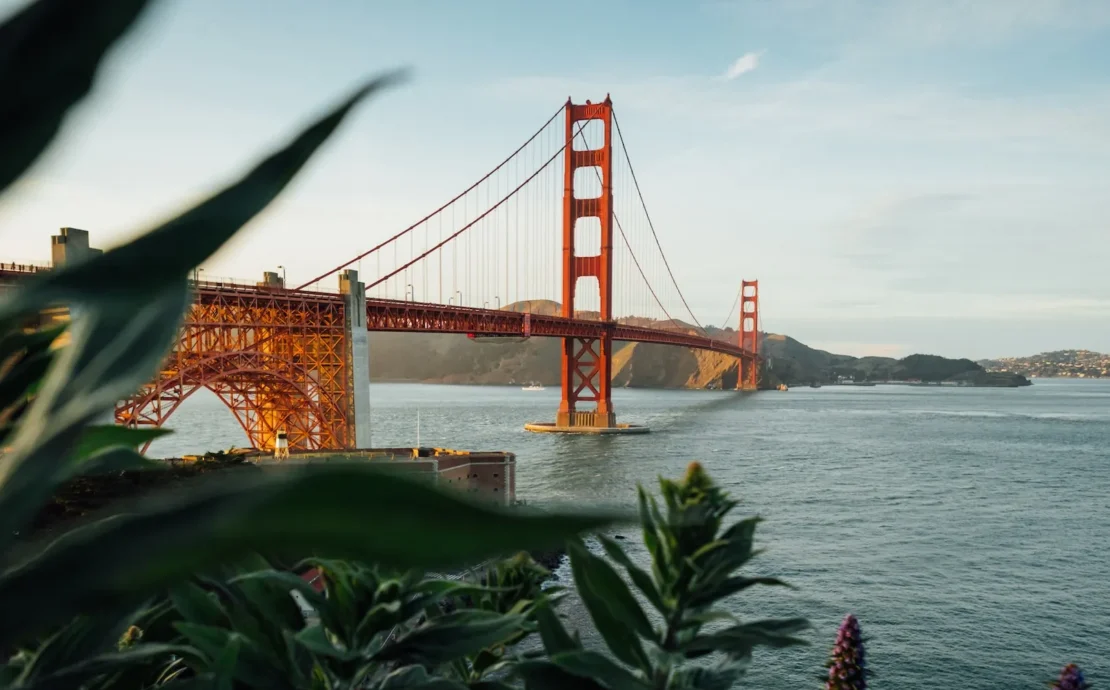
[526,96,647,435]
[340,270,372,448]
[737,280,760,391]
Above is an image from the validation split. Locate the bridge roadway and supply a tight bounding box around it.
[1,264,751,358]
[191,279,751,359]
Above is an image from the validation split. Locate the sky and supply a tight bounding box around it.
[1,0,1108,359]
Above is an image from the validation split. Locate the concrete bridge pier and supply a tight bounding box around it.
[340,270,372,449]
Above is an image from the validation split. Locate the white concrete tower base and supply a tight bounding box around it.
[340,270,372,449]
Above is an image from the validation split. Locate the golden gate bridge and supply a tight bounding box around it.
[1,97,760,452]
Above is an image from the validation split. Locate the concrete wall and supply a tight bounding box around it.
[285,448,516,505]
[436,453,515,505]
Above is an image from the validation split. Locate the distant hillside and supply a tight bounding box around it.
[759,336,1029,387]
[369,301,1029,389]
[979,349,1109,379]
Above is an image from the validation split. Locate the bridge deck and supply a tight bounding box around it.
[2,272,753,359]
[190,282,752,359]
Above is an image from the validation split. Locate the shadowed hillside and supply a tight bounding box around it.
[368,302,1029,388]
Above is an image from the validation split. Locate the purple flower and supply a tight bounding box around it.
[825,614,866,690]
[1051,663,1089,690]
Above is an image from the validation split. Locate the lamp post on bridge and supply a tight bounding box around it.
[405,283,413,301]
[278,265,286,288]
[455,290,462,307]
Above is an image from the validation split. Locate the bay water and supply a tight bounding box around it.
[149,378,1110,688]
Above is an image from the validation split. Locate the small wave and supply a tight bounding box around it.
[903,409,1009,418]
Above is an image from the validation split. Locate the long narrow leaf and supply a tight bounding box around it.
[0,323,66,365]
[70,425,172,462]
[548,650,651,690]
[566,539,651,671]
[0,70,405,318]
[0,464,623,649]
[15,610,137,683]
[533,601,578,655]
[0,0,156,195]
[687,576,792,609]
[374,609,527,666]
[18,643,191,690]
[514,660,608,690]
[597,535,665,614]
[681,618,810,661]
[66,447,164,478]
[0,286,190,545]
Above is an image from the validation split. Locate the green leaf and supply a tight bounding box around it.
[174,623,287,689]
[1,70,406,317]
[668,661,747,690]
[293,625,351,662]
[697,518,760,583]
[533,601,579,655]
[636,487,664,570]
[681,618,810,661]
[687,576,791,608]
[566,539,652,671]
[472,647,503,676]
[0,286,190,547]
[0,0,156,196]
[0,350,52,411]
[380,665,468,690]
[17,643,191,690]
[173,623,232,663]
[548,650,651,690]
[15,610,136,682]
[597,535,665,614]
[212,635,240,689]
[0,464,620,649]
[0,322,66,365]
[169,582,228,628]
[70,425,171,462]
[66,447,164,478]
[677,610,739,630]
[374,609,527,666]
[230,570,328,618]
[514,660,607,690]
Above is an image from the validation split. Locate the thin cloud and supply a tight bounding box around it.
[722,51,762,80]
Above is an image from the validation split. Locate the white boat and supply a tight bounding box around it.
[522,382,545,391]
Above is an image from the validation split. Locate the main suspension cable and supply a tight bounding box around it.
[612,109,708,337]
[295,103,566,290]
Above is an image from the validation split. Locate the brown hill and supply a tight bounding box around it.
[368,301,1017,388]
[368,300,748,389]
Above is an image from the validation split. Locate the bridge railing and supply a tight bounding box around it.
[190,275,340,294]
[0,260,52,274]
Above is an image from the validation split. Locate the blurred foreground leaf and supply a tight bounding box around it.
[0,70,406,317]
[0,0,156,196]
[0,463,624,648]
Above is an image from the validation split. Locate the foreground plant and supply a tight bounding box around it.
[824,614,867,690]
[1052,663,1091,690]
[514,462,810,689]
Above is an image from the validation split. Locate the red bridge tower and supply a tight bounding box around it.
[556,96,618,429]
[738,280,760,391]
